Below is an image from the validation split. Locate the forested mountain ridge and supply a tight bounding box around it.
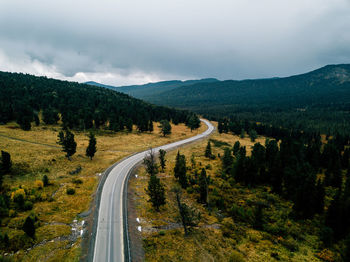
[0,71,194,131]
[146,64,350,109]
[86,78,219,99]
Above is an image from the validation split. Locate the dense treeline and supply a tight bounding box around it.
[0,71,195,131]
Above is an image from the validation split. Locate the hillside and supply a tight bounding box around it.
[147,64,350,110]
[86,78,219,99]
[0,71,193,132]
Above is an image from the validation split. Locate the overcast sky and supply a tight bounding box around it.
[0,0,350,86]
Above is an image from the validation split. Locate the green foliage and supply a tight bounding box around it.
[158,149,166,172]
[249,129,258,142]
[232,141,240,156]
[204,141,212,158]
[86,132,97,160]
[23,201,33,211]
[42,175,49,187]
[174,151,188,189]
[57,129,77,160]
[198,168,209,204]
[158,119,171,137]
[0,71,190,131]
[222,147,233,175]
[146,174,166,211]
[42,107,59,124]
[66,188,75,195]
[1,151,11,174]
[186,114,200,131]
[23,216,35,238]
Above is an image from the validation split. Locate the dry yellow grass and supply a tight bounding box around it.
[0,120,206,261]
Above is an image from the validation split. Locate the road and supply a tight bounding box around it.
[93,119,214,262]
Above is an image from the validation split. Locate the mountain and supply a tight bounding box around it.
[86,78,219,99]
[87,64,350,135]
[146,64,350,112]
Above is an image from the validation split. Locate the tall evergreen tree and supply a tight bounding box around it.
[86,132,97,160]
[205,141,212,158]
[198,168,209,204]
[23,216,35,238]
[57,129,77,160]
[146,174,166,211]
[222,147,234,175]
[249,129,258,142]
[159,149,166,172]
[233,141,240,156]
[1,151,11,174]
[148,119,154,132]
[174,151,188,188]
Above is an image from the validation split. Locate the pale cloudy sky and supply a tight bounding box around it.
[0,0,350,85]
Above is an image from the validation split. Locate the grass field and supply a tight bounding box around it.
[0,120,206,261]
[130,123,330,262]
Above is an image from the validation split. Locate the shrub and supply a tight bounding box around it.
[11,189,25,209]
[35,180,44,189]
[24,201,33,211]
[72,178,83,184]
[42,175,49,186]
[9,209,17,217]
[158,230,165,236]
[229,250,245,262]
[66,188,75,195]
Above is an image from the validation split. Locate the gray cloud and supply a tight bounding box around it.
[0,0,350,85]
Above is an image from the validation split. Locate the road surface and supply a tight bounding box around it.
[93,119,214,262]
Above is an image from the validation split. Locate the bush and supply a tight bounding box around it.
[23,201,33,211]
[35,180,44,189]
[229,250,245,262]
[158,230,165,236]
[72,178,83,184]
[42,175,49,186]
[66,188,75,195]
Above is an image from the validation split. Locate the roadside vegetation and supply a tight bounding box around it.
[0,119,205,261]
[131,122,350,262]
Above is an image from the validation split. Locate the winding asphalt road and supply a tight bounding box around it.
[93,119,214,262]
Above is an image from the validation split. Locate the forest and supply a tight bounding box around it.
[0,71,197,132]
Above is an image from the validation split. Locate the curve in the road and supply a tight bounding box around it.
[93,119,214,262]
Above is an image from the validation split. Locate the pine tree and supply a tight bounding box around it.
[23,216,35,238]
[86,132,97,160]
[218,120,223,134]
[205,141,212,158]
[146,174,166,211]
[159,149,166,172]
[233,141,240,156]
[187,115,200,132]
[57,129,77,160]
[240,129,245,139]
[222,147,233,175]
[148,119,154,132]
[249,129,258,142]
[1,151,11,174]
[174,151,188,188]
[198,168,209,204]
[159,120,171,137]
[42,175,49,187]
[125,118,133,132]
